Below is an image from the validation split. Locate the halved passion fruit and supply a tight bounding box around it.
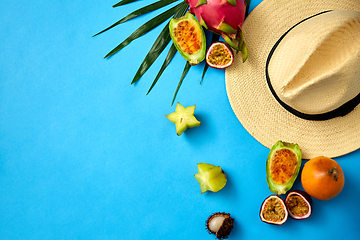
[206,41,234,69]
[169,12,206,66]
[260,195,288,225]
[285,190,312,220]
[206,212,234,239]
[266,141,302,195]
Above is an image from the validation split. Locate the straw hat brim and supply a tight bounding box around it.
[225,0,360,159]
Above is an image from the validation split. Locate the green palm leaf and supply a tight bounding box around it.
[94,0,180,37]
[147,44,177,95]
[172,62,191,105]
[113,0,140,7]
[132,2,189,84]
[245,0,251,17]
[104,2,184,59]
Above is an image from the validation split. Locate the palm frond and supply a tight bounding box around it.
[94,0,180,37]
[104,2,185,59]
[113,0,140,8]
[131,2,189,85]
[172,62,191,105]
[245,0,251,17]
[147,44,177,95]
[131,24,172,84]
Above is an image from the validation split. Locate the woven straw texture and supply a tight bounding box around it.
[225,0,360,159]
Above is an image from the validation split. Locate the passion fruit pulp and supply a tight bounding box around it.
[285,190,312,220]
[266,141,302,195]
[169,12,206,66]
[206,41,234,69]
[260,195,288,225]
[206,212,234,239]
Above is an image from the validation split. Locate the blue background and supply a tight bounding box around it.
[1,0,359,239]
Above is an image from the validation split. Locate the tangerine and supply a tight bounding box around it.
[301,156,345,201]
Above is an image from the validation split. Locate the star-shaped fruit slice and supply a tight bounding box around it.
[166,103,201,136]
[194,163,227,194]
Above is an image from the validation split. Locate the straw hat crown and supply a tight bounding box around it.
[268,10,360,114]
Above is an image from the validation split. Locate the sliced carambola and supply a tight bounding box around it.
[169,12,206,65]
[165,102,201,136]
[194,163,227,194]
[266,141,302,195]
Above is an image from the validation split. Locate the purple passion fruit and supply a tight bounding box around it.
[194,163,227,194]
[285,190,312,220]
[206,41,234,69]
[266,141,302,195]
[260,195,288,225]
[165,102,201,136]
[169,12,206,66]
[206,212,234,239]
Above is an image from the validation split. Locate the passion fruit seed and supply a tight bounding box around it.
[285,190,312,219]
[260,196,287,224]
[270,149,298,185]
[173,21,201,55]
[194,163,227,194]
[206,212,234,239]
[266,141,302,195]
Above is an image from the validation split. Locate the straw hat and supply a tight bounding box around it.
[225,0,360,159]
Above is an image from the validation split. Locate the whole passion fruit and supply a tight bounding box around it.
[206,41,234,69]
[169,12,206,66]
[260,195,288,225]
[266,141,302,195]
[206,212,234,239]
[285,190,312,220]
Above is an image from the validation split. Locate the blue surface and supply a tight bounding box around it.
[1,0,359,239]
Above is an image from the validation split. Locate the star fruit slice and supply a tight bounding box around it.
[194,163,227,194]
[165,102,201,136]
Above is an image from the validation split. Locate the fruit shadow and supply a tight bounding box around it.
[183,112,214,144]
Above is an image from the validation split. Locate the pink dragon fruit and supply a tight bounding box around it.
[186,0,247,61]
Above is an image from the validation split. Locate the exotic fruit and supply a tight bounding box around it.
[285,190,312,220]
[266,141,302,195]
[301,156,345,200]
[206,42,234,69]
[194,163,227,193]
[165,102,201,136]
[260,195,288,225]
[169,12,206,65]
[206,212,234,239]
[186,0,248,61]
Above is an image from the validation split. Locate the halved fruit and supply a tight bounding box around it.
[194,163,227,194]
[169,12,206,65]
[285,190,312,220]
[260,195,288,225]
[206,212,234,239]
[266,141,302,195]
[165,102,201,136]
[206,41,234,69]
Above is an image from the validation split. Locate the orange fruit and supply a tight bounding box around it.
[301,156,345,201]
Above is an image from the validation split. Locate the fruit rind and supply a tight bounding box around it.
[169,12,206,65]
[266,141,302,195]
